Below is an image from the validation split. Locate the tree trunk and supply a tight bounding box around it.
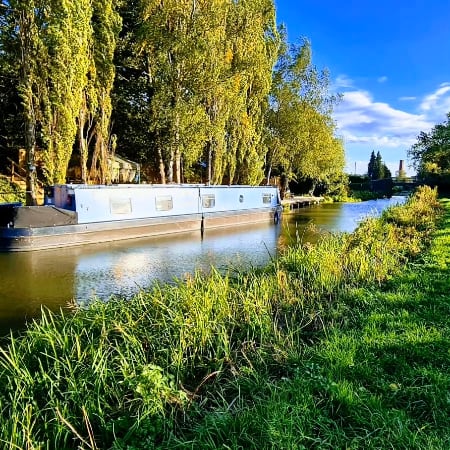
[265,147,276,185]
[167,149,174,183]
[158,147,166,184]
[78,102,88,183]
[89,137,100,183]
[207,141,213,185]
[265,164,272,186]
[20,11,37,206]
[25,118,37,206]
[308,181,316,196]
[279,173,288,200]
[174,113,181,183]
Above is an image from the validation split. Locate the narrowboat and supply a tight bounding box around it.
[0,184,282,252]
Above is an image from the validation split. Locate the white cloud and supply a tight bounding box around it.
[419,83,450,120]
[333,77,450,175]
[334,89,432,148]
[377,76,388,83]
[334,74,354,88]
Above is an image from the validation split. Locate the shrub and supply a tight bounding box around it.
[0,177,25,204]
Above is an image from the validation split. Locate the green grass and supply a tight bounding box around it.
[172,196,450,449]
[0,187,448,449]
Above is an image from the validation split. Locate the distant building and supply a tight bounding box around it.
[395,160,407,180]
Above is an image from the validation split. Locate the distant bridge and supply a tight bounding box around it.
[350,177,419,192]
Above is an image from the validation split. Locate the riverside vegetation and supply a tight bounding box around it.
[0,177,25,204]
[0,186,449,449]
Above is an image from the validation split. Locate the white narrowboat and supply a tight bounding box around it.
[0,184,282,252]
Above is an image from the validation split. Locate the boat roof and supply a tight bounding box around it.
[54,184,278,190]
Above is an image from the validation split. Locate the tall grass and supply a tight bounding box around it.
[0,185,444,448]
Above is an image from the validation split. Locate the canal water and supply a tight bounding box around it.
[0,196,406,332]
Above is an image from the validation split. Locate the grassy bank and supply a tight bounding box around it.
[0,186,448,449]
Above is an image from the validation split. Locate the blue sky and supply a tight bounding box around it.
[274,0,450,176]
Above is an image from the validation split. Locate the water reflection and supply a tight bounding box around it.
[74,224,280,302]
[0,196,406,331]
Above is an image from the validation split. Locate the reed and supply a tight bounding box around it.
[0,185,445,448]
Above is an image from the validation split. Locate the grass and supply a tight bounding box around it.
[0,186,448,449]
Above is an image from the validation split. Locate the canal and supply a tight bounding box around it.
[0,196,405,332]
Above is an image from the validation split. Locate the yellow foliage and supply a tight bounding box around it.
[224,48,233,65]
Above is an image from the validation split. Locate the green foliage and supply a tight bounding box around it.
[115,0,278,185]
[367,150,376,179]
[368,150,391,180]
[0,177,25,203]
[382,185,442,234]
[1,0,121,186]
[265,37,344,195]
[2,1,347,189]
[409,112,450,176]
[349,190,379,201]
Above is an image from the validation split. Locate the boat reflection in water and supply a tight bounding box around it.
[0,249,77,333]
[0,222,281,333]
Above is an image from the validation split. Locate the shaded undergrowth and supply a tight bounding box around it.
[0,177,25,204]
[0,186,448,449]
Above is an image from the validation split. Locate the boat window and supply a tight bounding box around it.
[202,194,215,208]
[155,195,173,211]
[110,198,132,214]
[262,193,272,204]
[65,194,75,210]
[239,194,244,203]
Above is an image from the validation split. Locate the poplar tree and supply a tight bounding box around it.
[225,0,278,185]
[0,2,24,167]
[40,0,92,184]
[111,0,157,177]
[138,0,209,183]
[3,0,48,204]
[195,0,231,185]
[85,0,121,183]
[112,0,277,185]
[368,150,376,179]
[374,151,384,179]
[266,37,344,195]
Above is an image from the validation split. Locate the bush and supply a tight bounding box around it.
[0,177,25,203]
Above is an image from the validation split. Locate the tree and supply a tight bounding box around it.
[409,112,450,175]
[367,150,376,180]
[408,112,450,191]
[223,0,279,185]
[136,0,212,183]
[84,0,121,184]
[374,151,384,179]
[383,164,392,179]
[0,6,23,169]
[112,0,278,185]
[368,150,390,180]
[111,0,158,176]
[3,0,122,188]
[265,36,344,197]
[2,0,47,204]
[4,0,95,187]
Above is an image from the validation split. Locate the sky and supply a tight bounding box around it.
[274,0,450,176]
